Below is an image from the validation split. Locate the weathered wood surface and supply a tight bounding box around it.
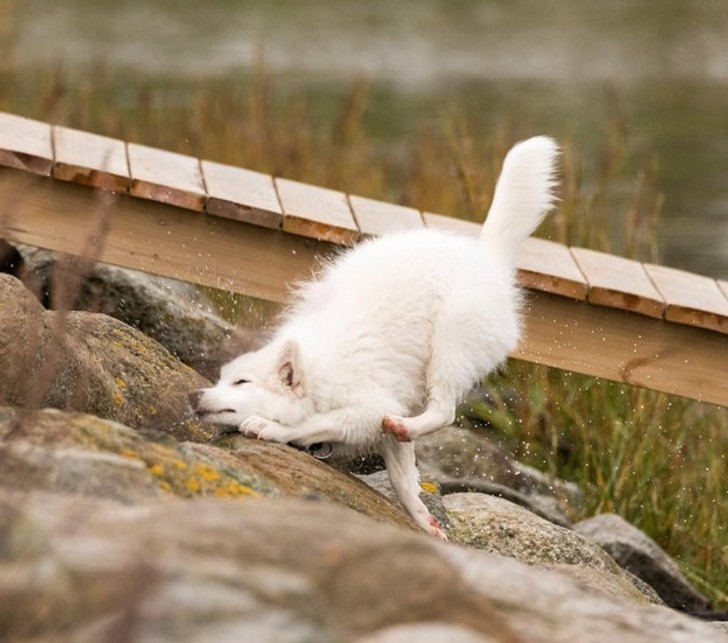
[515,290,728,407]
[276,178,360,245]
[644,263,728,334]
[570,246,665,318]
[349,195,423,238]
[1,111,727,406]
[128,143,206,211]
[519,237,588,300]
[0,169,328,303]
[0,112,53,175]
[52,126,129,192]
[201,160,283,229]
[422,211,480,237]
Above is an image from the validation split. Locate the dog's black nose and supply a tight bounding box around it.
[188,389,204,410]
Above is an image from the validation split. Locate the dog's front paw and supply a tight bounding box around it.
[240,415,274,438]
[241,416,291,443]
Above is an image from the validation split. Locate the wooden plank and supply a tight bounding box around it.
[0,167,329,303]
[644,263,728,334]
[348,194,423,238]
[513,290,728,407]
[570,247,665,317]
[719,279,728,301]
[52,126,129,192]
[517,237,588,300]
[127,143,206,211]
[275,178,359,245]
[423,211,480,237]
[0,112,53,175]
[201,160,282,229]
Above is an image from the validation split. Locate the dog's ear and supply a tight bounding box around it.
[278,339,304,395]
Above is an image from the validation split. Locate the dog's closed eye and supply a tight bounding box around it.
[233,379,250,386]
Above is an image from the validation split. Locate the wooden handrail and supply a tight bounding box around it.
[1,111,726,406]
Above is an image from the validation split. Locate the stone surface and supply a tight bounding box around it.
[0,273,212,441]
[574,513,712,613]
[416,425,581,526]
[0,407,417,530]
[1,491,724,643]
[443,492,662,606]
[15,245,260,379]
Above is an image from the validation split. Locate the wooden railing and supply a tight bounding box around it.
[1,111,726,407]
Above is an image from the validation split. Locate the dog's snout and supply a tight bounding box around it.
[188,389,204,410]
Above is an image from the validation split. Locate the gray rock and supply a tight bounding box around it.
[16,244,261,379]
[0,406,417,531]
[357,623,498,643]
[1,491,724,643]
[0,273,212,441]
[443,492,662,606]
[439,478,572,528]
[574,512,712,613]
[415,425,581,526]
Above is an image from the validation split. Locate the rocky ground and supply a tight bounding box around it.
[0,243,725,642]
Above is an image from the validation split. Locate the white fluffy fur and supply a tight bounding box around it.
[193,136,560,539]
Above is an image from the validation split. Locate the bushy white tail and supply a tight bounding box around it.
[480,136,560,262]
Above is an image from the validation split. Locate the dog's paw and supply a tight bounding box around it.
[257,424,291,443]
[240,415,273,438]
[381,416,412,442]
[427,515,448,541]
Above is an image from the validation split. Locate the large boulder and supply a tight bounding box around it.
[416,425,581,526]
[0,406,416,530]
[574,513,712,614]
[1,490,724,643]
[13,245,260,379]
[0,273,211,441]
[443,492,661,606]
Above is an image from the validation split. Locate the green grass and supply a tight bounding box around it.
[1,16,726,607]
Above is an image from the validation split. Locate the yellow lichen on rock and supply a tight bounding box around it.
[196,463,220,482]
[421,481,439,494]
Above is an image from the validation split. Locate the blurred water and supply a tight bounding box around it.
[10,0,728,277]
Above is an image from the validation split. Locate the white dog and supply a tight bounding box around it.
[192,136,559,539]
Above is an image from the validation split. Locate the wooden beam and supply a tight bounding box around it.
[518,237,588,300]
[423,211,480,237]
[127,143,206,212]
[514,290,728,407]
[644,263,728,334]
[0,169,330,303]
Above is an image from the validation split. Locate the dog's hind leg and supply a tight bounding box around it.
[382,305,482,442]
[382,398,455,442]
[380,436,447,540]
